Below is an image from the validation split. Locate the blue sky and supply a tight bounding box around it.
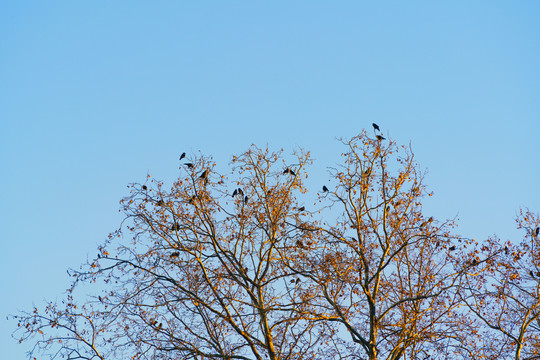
[1,2,539,358]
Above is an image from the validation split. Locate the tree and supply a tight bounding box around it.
[457,209,540,360]
[12,131,538,360]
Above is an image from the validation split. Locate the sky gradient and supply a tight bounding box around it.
[1,2,539,358]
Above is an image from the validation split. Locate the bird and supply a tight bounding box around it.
[322,185,329,192]
[98,296,103,303]
[295,278,301,284]
[232,189,238,197]
[155,323,162,331]
[449,246,456,251]
[179,152,186,160]
[142,185,147,190]
[536,227,539,236]
[372,123,380,131]
[298,206,305,212]
[184,163,193,168]
[289,169,296,176]
[504,246,509,255]
[157,199,165,206]
[376,135,386,141]
[283,168,296,176]
[170,252,180,258]
[244,196,248,204]
[171,223,180,231]
[283,168,290,174]
[199,170,208,180]
[238,188,244,196]
[189,195,196,204]
[530,270,535,278]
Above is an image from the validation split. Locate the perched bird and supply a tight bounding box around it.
[171,223,180,231]
[376,135,386,141]
[372,123,380,131]
[298,206,305,212]
[142,185,147,190]
[189,195,196,204]
[322,185,329,192]
[504,246,509,255]
[295,278,301,284]
[283,168,296,176]
[536,227,539,236]
[232,189,238,197]
[157,199,165,206]
[156,323,162,331]
[179,152,186,160]
[449,246,456,251]
[238,188,244,196]
[184,163,193,168]
[244,196,248,204]
[199,170,208,180]
[530,270,535,278]
[98,296,103,303]
[170,252,180,258]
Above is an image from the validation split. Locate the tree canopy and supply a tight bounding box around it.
[13,132,540,360]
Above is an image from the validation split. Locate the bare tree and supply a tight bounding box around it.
[458,209,540,360]
[13,132,538,360]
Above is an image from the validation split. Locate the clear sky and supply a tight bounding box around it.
[1,2,539,358]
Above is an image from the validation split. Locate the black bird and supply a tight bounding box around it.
[142,185,147,190]
[289,169,296,176]
[283,168,290,174]
[199,170,208,180]
[98,296,103,303]
[238,188,244,196]
[298,206,305,212]
[179,152,186,160]
[155,323,162,331]
[232,189,238,197]
[536,227,539,236]
[157,199,165,206]
[295,278,301,284]
[184,163,193,168]
[171,223,180,231]
[376,135,386,141]
[170,252,180,258]
[372,123,380,131]
[322,185,329,192]
[244,196,248,204]
[449,246,456,251]
[530,270,535,278]
[504,246,509,255]
[189,195,196,204]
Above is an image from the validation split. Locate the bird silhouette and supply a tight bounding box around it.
[171,223,180,231]
[98,296,103,303]
[156,323,162,331]
[530,270,535,278]
[536,227,539,236]
[232,189,238,197]
[170,252,180,258]
[238,188,244,196]
[449,246,456,251]
[184,163,193,168]
[504,246,509,255]
[322,185,329,192]
[199,170,208,180]
[179,152,186,160]
[289,169,296,176]
[142,185,147,190]
[283,168,290,174]
[157,199,165,206]
[376,135,386,141]
[298,206,305,212]
[372,123,380,131]
[295,278,301,284]
[244,196,248,204]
